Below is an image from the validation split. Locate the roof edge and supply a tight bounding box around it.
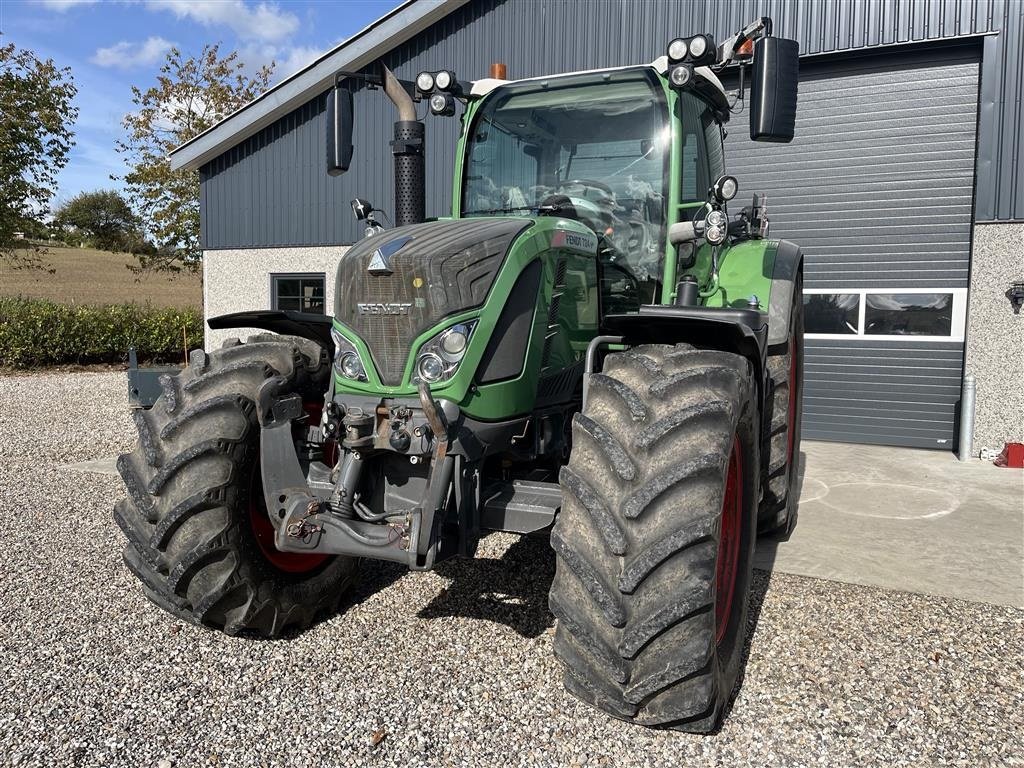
[169,0,468,172]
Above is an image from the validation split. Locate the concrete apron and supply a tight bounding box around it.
[757,440,1024,608]
[67,441,1024,608]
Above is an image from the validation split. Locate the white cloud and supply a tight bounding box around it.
[146,0,299,43]
[275,44,323,78]
[91,36,176,69]
[235,42,324,83]
[39,0,98,10]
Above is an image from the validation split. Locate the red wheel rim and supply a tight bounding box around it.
[714,436,743,645]
[246,402,331,574]
[786,338,799,467]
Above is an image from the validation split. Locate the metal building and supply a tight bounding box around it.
[171,0,1024,455]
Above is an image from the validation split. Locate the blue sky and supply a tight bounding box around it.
[1,0,403,206]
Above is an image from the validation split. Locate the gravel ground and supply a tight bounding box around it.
[1,371,1022,768]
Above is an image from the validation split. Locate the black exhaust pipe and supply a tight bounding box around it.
[382,64,425,227]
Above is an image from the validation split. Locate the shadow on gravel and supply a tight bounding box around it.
[417,534,556,638]
[719,567,773,725]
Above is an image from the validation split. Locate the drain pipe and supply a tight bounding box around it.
[958,372,976,461]
[381,63,425,227]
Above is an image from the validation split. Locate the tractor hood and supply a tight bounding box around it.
[335,217,532,385]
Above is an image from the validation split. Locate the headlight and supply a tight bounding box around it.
[707,210,728,229]
[705,210,728,245]
[413,321,477,384]
[330,326,367,382]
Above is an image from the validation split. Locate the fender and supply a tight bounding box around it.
[766,239,803,347]
[207,310,334,352]
[601,305,768,406]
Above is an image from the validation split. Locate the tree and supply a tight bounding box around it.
[118,45,273,273]
[0,39,78,269]
[54,189,139,251]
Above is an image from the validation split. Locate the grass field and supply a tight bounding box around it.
[1,247,202,308]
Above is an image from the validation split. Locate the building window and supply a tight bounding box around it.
[272,273,325,314]
[804,293,860,334]
[864,293,953,337]
[803,288,966,342]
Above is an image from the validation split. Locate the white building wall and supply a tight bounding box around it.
[964,223,1024,456]
[203,246,349,351]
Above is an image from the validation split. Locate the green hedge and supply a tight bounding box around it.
[0,296,203,368]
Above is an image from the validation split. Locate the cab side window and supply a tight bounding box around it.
[703,113,725,183]
[679,93,711,203]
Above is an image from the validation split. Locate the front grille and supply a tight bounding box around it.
[335,218,531,384]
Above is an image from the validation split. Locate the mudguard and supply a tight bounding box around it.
[602,305,769,405]
[207,310,334,351]
[767,239,803,347]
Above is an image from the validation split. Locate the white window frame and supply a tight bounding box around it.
[803,287,967,343]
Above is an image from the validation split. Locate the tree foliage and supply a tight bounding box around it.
[0,39,78,269]
[53,189,140,251]
[118,45,273,273]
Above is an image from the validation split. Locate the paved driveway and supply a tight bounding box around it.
[756,441,1024,608]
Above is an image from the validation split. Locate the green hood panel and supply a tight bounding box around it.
[334,218,531,384]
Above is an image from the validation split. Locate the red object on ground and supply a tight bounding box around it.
[994,443,1024,468]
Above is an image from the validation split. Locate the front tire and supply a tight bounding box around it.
[550,344,760,731]
[113,335,358,636]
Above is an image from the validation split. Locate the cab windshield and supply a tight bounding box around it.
[461,69,670,293]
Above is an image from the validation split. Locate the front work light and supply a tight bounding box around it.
[434,70,455,91]
[669,64,693,88]
[667,38,688,62]
[688,34,709,59]
[413,321,477,384]
[705,209,728,245]
[415,71,435,93]
[429,92,456,116]
[665,34,717,67]
[712,175,739,202]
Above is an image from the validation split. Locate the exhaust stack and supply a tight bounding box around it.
[381,63,425,227]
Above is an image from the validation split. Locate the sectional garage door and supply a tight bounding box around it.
[724,45,980,449]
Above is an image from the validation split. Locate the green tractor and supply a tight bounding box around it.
[115,18,803,732]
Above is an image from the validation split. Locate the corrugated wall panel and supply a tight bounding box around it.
[199,0,1021,249]
[724,46,981,289]
[803,340,964,448]
[721,47,978,448]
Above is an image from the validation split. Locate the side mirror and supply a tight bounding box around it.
[749,37,799,143]
[326,85,354,175]
[351,198,373,220]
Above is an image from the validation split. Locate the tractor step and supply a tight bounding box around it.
[481,480,562,534]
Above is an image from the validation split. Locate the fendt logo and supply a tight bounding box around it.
[357,302,412,316]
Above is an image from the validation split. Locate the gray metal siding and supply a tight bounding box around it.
[803,340,964,448]
[199,0,1022,249]
[722,49,978,449]
[724,46,981,289]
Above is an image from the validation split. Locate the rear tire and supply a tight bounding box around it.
[759,271,804,535]
[550,344,760,731]
[113,335,358,637]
